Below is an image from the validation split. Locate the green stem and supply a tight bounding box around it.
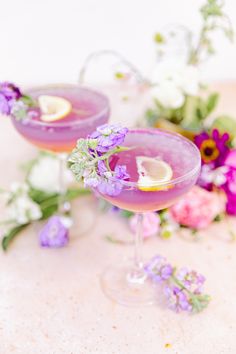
[2,224,29,251]
[92,146,134,165]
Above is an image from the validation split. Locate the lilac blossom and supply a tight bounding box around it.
[0,82,22,100]
[144,255,173,282]
[39,216,69,248]
[90,124,128,153]
[69,126,130,197]
[176,267,206,294]
[165,285,192,313]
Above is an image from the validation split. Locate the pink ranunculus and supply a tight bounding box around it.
[170,186,226,230]
[129,212,160,238]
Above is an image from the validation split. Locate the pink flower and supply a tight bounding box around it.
[170,186,226,230]
[129,212,160,238]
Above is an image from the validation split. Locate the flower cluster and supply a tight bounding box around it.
[170,186,225,230]
[69,124,130,197]
[195,129,236,215]
[151,62,201,109]
[0,82,22,115]
[39,216,69,248]
[3,182,42,225]
[0,81,34,120]
[144,255,210,313]
[0,152,88,251]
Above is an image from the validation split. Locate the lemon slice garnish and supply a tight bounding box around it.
[136,156,173,191]
[38,95,72,122]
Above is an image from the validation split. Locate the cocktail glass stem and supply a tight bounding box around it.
[127,213,146,285]
[57,153,70,215]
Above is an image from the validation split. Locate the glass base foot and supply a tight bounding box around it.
[101,261,156,306]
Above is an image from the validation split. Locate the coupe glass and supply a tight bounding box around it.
[95,128,201,306]
[11,84,110,221]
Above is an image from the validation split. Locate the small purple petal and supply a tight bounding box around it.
[165,285,192,313]
[0,93,10,114]
[39,216,69,248]
[144,255,173,282]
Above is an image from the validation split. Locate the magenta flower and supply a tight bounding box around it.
[39,216,69,248]
[165,285,192,313]
[194,129,230,167]
[144,255,173,282]
[220,149,236,215]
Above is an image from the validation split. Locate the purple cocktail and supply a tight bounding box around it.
[11,84,110,152]
[94,128,201,305]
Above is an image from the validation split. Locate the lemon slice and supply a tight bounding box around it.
[38,95,72,122]
[136,156,173,191]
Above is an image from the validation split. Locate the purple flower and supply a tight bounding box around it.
[194,129,230,167]
[176,267,205,294]
[90,124,128,153]
[97,160,107,175]
[0,93,11,114]
[114,165,129,180]
[221,166,236,215]
[144,255,173,282]
[96,160,129,197]
[0,82,22,100]
[165,285,192,313]
[0,82,22,115]
[39,216,69,248]
[97,176,123,196]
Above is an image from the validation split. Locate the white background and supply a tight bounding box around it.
[0,0,236,86]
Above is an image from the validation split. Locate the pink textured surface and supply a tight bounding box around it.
[1,83,236,354]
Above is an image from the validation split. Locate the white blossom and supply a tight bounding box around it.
[6,182,42,225]
[150,60,202,109]
[151,81,185,109]
[28,155,73,193]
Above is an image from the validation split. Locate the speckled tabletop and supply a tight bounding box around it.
[1,82,236,354]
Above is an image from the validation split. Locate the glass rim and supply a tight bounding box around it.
[120,128,201,189]
[12,83,110,128]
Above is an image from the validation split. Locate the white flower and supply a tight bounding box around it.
[151,81,185,109]
[6,183,42,225]
[200,165,228,187]
[28,155,73,193]
[151,60,202,107]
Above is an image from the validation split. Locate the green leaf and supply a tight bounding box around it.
[212,115,236,138]
[120,210,134,219]
[66,187,91,200]
[206,93,219,114]
[2,224,29,251]
[21,95,36,107]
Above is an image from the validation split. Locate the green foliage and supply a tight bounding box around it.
[2,224,29,251]
[21,95,37,107]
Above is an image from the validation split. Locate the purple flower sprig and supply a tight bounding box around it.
[0,81,35,120]
[69,124,131,197]
[144,255,210,313]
